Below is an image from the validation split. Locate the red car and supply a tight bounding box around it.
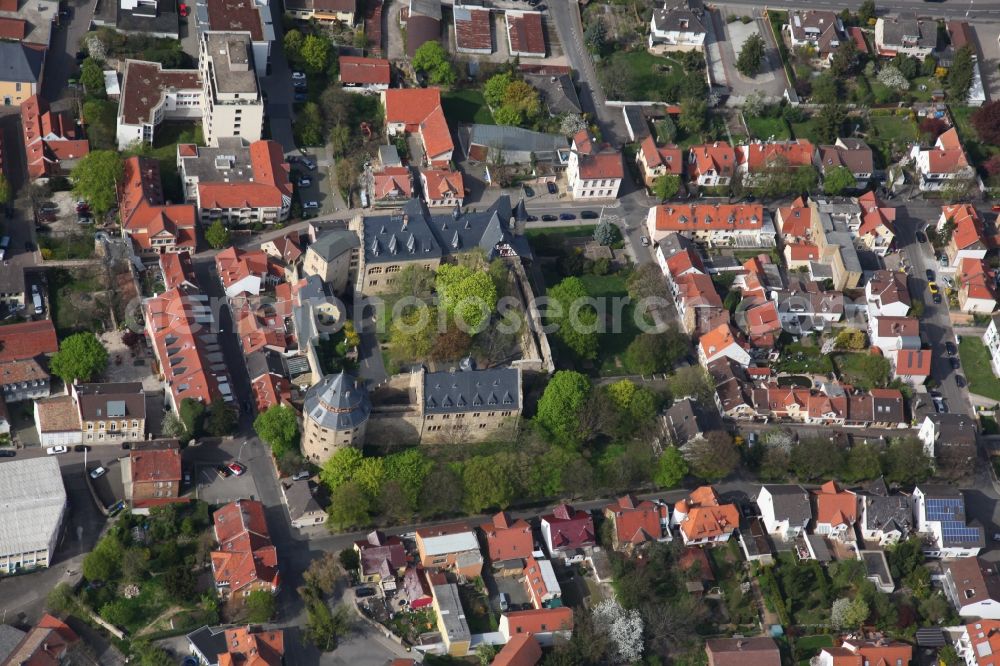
[227,461,246,476]
[179,3,188,16]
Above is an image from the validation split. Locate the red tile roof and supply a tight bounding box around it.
[480,511,533,562]
[236,301,290,353]
[651,203,766,232]
[678,485,739,541]
[217,627,284,666]
[813,480,857,526]
[502,607,574,636]
[573,130,624,180]
[422,168,464,200]
[383,88,454,163]
[944,203,985,251]
[960,257,996,302]
[197,141,293,210]
[848,26,869,52]
[665,248,705,278]
[541,504,595,551]
[895,349,932,377]
[373,166,413,200]
[788,242,820,261]
[160,251,197,290]
[605,495,666,547]
[250,370,292,413]
[212,499,280,595]
[120,60,201,126]
[506,10,546,56]
[640,135,683,175]
[130,442,182,483]
[689,142,736,181]
[0,358,47,386]
[216,247,272,292]
[925,128,970,174]
[339,56,391,86]
[492,633,542,666]
[0,320,58,361]
[0,16,26,39]
[22,95,89,179]
[741,140,815,172]
[455,5,492,51]
[4,614,79,665]
[119,157,197,253]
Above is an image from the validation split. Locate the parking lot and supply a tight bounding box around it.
[490,571,533,614]
[88,456,126,510]
[192,461,260,504]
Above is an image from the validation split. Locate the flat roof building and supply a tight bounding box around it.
[199,31,265,147]
[0,457,67,573]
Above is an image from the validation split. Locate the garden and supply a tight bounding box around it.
[773,342,833,375]
[832,352,891,390]
[959,336,1000,401]
[48,268,110,337]
[442,89,495,125]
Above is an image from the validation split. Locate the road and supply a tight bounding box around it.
[714,0,1000,19]
[42,0,98,104]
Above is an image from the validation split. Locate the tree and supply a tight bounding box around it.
[301,34,332,74]
[71,150,123,216]
[431,324,472,362]
[811,72,840,103]
[653,174,682,201]
[884,438,932,484]
[80,58,106,97]
[876,65,909,91]
[736,34,765,77]
[328,124,351,156]
[204,220,230,249]
[163,565,196,600]
[592,600,644,664]
[493,105,521,127]
[829,40,860,77]
[667,366,714,404]
[503,80,541,121]
[626,264,672,303]
[835,328,867,351]
[295,102,325,147]
[338,548,360,572]
[205,401,237,436]
[790,438,845,480]
[535,370,591,447]
[655,115,677,144]
[179,397,206,439]
[584,18,606,53]
[419,463,464,516]
[284,29,304,63]
[948,45,975,102]
[463,454,516,512]
[484,72,513,108]
[593,219,620,246]
[121,547,150,582]
[101,599,138,629]
[132,642,175,666]
[823,165,856,195]
[815,103,847,144]
[82,99,118,150]
[383,448,433,509]
[303,598,352,651]
[320,446,363,490]
[47,582,77,614]
[388,306,436,361]
[678,97,708,136]
[303,552,343,595]
[743,90,766,118]
[83,535,123,581]
[326,481,371,531]
[859,0,876,22]
[561,113,587,136]
[547,277,599,360]
[686,431,740,481]
[50,332,108,383]
[436,264,498,332]
[254,405,300,459]
[844,442,883,482]
[0,173,12,207]
[892,54,919,80]
[655,446,688,488]
[412,41,455,85]
[972,101,1000,145]
[245,589,276,622]
[832,597,870,629]
[624,331,688,375]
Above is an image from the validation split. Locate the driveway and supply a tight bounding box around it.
[42,0,98,104]
[717,8,790,103]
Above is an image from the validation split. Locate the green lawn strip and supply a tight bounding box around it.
[524,225,597,240]
[602,50,689,102]
[442,90,495,125]
[790,119,820,143]
[832,352,890,390]
[959,336,1000,402]
[869,114,918,142]
[774,342,833,374]
[578,274,639,376]
[746,116,791,141]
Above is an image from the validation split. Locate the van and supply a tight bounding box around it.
[32,290,43,315]
[0,236,9,261]
[499,592,510,612]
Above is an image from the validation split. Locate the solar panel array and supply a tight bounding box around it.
[925,497,964,522]
[940,521,983,546]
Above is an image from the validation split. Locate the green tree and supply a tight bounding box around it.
[859,0,876,22]
[547,276,599,360]
[653,174,681,201]
[295,102,325,146]
[678,97,708,136]
[835,328,867,350]
[667,365,714,404]
[844,442,882,482]
[50,332,108,383]
[593,219,620,246]
[790,438,845,480]
[320,446,363,490]
[82,99,118,150]
[948,45,975,102]
[832,597,869,629]
[301,34,332,74]
[80,58,106,97]
[829,39,860,77]
[815,103,847,144]
[326,481,372,531]
[328,124,351,156]
[179,397,206,439]
[388,306,436,361]
[100,599,138,629]
[205,220,230,249]
[436,263,498,331]
[71,150,123,215]
[339,548,360,572]
[624,330,689,375]
[824,165,857,196]
[419,463,465,516]
[654,446,688,488]
[655,115,677,144]
[412,41,455,85]
[583,18,606,53]
[383,448,433,508]
[303,552,344,595]
[284,29,304,64]
[463,454,516,512]
[245,589,276,622]
[254,404,300,459]
[303,598,352,651]
[884,438,932,484]
[535,370,591,447]
[354,456,385,498]
[502,80,542,122]
[685,430,740,481]
[484,72,513,108]
[132,642,175,666]
[83,534,123,581]
[46,582,77,614]
[205,401,237,436]
[604,380,656,437]
[493,105,521,127]
[0,173,12,206]
[162,565,196,601]
[736,34,765,77]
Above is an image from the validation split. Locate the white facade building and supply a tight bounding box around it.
[0,457,67,573]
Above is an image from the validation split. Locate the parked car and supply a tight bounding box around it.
[298,177,312,187]
[541,214,557,221]
[300,158,316,170]
[926,269,935,281]
[216,465,232,479]
[183,469,192,485]
[951,357,960,370]
[0,449,15,457]
[74,444,91,452]
[523,185,535,197]
[303,201,320,210]
[292,470,311,481]
[108,501,125,516]
[558,212,576,220]
[355,587,376,598]
[39,202,58,212]
[546,182,557,194]
[580,210,599,219]
[89,466,106,479]
[294,92,308,102]
[499,592,510,612]
[228,462,247,476]
[916,231,928,243]
[292,71,306,80]
[956,375,966,388]
[46,445,68,455]
[928,281,939,295]
[640,236,651,247]
[526,215,538,222]
[178,2,188,16]
[945,341,957,356]
[933,292,942,304]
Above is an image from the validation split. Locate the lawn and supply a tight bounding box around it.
[833,352,890,390]
[442,89,495,125]
[458,585,497,633]
[796,634,835,666]
[790,119,820,143]
[868,114,918,142]
[774,343,833,375]
[39,233,94,261]
[959,336,1000,402]
[598,50,689,103]
[580,273,643,376]
[745,116,791,141]
[48,268,106,336]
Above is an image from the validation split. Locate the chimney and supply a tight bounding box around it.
[402,214,409,230]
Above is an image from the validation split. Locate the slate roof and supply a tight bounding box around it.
[74,382,145,421]
[523,72,582,115]
[304,372,371,430]
[423,367,520,414]
[651,4,705,34]
[880,17,936,50]
[361,198,443,264]
[283,479,324,523]
[0,42,43,83]
[761,484,812,526]
[663,398,713,446]
[863,486,912,536]
[310,229,361,262]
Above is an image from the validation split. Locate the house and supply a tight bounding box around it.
[868,315,920,354]
[505,10,545,57]
[865,270,911,317]
[648,1,706,54]
[0,358,49,403]
[0,42,43,107]
[943,557,1000,620]
[540,504,596,562]
[707,357,755,420]
[940,204,988,271]
[745,300,782,347]
[984,315,1000,378]
[117,60,201,149]
[955,620,1000,666]
[402,566,433,609]
[498,607,574,647]
[338,55,391,92]
[637,135,684,189]
[698,323,751,368]
[524,555,561,608]
[34,396,83,448]
[671,271,726,336]
[913,485,984,558]
[302,230,360,295]
[807,197,864,290]
[284,0,354,24]
[198,32,265,147]
[771,280,845,332]
[427,572,472,656]
[354,530,407,585]
[566,129,623,200]
[420,168,465,208]
[674,486,739,546]
[186,625,284,666]
[813,480,858,537]
[420,366,522,444]
[21,95,89,180]
[210,499,280,598]
[738,140,815,186]
[814,641,912,666]
[785,10,842,61]
[454,4,492,54]
[603,495,670,552]
[371,166,413,207]
[118,156,198,256]
[918,413,978,476]
[71,381,145,443]
[958,258,997,314]
[646,203,776,248]
[178,138,293,225]
[705,637,781,666]
[662,398,713,447]
[815,138,874,189]
[688,142,736,187]
[860,477,913,546]
[1,614,78,664]
[480,511,533,564]
[492,634,542,666]
[215,247,278,298]
[301,372,371,463]
[875,16,937,57]
[123,439,182,510]
[404,0,442,58]
[856,191,896,256]
[523,72,582,116]
[893,349,932,385]
[911,128,976,192]
[382,88,453,166]
[201,0,274,77]
[458,124,569,165]
[281,478,325,529]
[0,320,57,363]
[756,484,811,540]
[0,458,66,574]
[414,522,483,577]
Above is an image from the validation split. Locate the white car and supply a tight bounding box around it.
[640,236,651,247]
[292,470,310,481]
[46,445,68,455]
[292,71,306,80]
[303,201,319,210]
[298,178,312,187]
[90,466,107,479]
